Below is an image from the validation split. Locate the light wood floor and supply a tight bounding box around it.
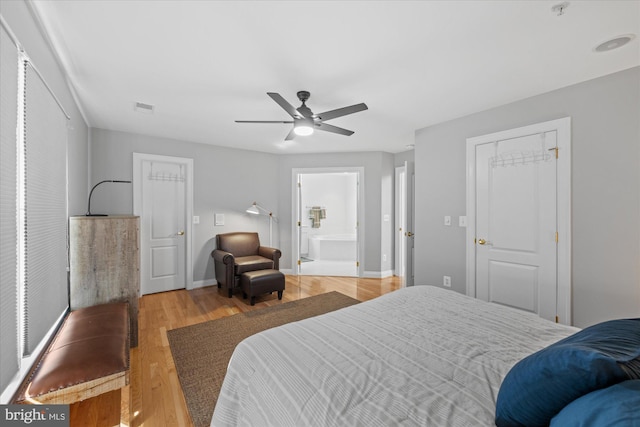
[69,275,402,427]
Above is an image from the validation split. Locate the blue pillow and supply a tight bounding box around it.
[550,380,640,427]
[495,318,640,427]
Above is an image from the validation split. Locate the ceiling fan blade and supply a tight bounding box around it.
[316,122,355,136]
[267,92,301,118]
[235,120,293,123]
[284,128,297,141]
[317,103,368,121]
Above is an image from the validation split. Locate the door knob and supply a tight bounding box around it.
[405,231,414,237]
[177,230,185,236]
[477,238,486,245]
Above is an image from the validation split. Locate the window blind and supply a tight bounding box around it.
[22,62,69,355]
[0,22,19,393]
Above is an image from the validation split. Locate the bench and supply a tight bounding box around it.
[14,302,130,422]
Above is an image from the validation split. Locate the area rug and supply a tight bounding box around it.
[167,291,360,427]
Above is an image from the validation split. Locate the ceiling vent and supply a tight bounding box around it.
[134,102,155,114]
[594,34,636,53]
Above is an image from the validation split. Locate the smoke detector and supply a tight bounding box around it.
[551,2,570,16]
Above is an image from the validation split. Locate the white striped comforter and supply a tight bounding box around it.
[212,286,578,427]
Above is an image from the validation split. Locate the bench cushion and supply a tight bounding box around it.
[18,302,129,401]
[234,255,274,275]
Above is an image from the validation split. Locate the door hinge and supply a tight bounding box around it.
[555,231,558,243]
[555,315,559,323]
[297,259,301,266]
[549,147,558,159]
[297,221,301,226]
[298,182,301,187]
[356,261,360,267]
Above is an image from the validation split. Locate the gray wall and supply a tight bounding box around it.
[90,128,280,283]
[90,129,398,282]
[414,66,640,328]
[394,148,415,167]
[1,1,89,215]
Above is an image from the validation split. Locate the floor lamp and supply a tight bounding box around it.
[246,202,276,247]
[86,180,132,216]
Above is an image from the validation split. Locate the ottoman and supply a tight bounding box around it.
[240,269,285,306]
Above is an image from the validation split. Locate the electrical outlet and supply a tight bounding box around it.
[443,276,452,287]
[383,254,387,262]
[444,216,451,226]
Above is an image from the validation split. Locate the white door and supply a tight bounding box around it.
[404,161,415,287]
[133,153,193,295]
[394,166,406,279]
[466,118,572,324]
[395,161,415,286]
[476,132,557,319]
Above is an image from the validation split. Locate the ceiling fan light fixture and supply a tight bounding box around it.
[294,118,314,136]
[237,91,367,141]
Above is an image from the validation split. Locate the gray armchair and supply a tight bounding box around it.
[212,232,281,298]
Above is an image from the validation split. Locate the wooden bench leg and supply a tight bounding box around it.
[120,377,131,426]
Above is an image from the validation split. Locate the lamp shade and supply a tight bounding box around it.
[246,203,260,215]
[246,202,275,246]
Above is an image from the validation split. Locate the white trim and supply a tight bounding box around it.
[364,270,394,279]
[555,119,572,326]
[1,309,66,404]
[465,117,572,325]
[133,153,194,293]
[292,167,365,278]
[394,166,406,278]
[192,279,216,289]
[25,1,91,126]
[280,268,295,275]
[16,51,27,374]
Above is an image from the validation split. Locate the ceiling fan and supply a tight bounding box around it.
[236,91,368,140]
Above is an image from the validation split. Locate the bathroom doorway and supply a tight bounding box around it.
[292,167,363,277]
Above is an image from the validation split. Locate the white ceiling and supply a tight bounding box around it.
[31,0,639,154]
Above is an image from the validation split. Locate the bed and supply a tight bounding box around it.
[211,286,640,427]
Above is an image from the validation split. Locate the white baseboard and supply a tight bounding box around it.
[282,268,393,284]
[191,279,216,289]
[363,270,394,278]
[230,269,393,278]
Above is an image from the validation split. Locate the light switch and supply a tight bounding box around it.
[444,216,451,226]
[459,216,467,227]
[214,213,225,226]
[193,216,200,225]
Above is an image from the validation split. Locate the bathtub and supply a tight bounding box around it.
[308,234,357,261]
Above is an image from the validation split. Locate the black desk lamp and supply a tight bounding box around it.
[86,180,132,216]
